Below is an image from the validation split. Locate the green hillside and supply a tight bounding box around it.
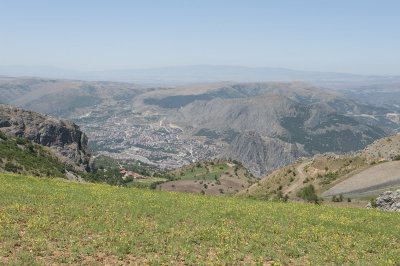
[0,132,65,178]
[0,174,399,265]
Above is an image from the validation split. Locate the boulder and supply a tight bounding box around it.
[366,189,400,212]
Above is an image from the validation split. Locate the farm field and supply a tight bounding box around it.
[0,174,399,265]
[158,160,256,195]
[126,176,167,189]
[172,162,229,180]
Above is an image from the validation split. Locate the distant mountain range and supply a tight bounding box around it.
[1,76,399,176]
[1,65,399,86]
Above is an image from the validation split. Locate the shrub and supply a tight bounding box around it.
[150,181,164,190]
[332,194,344,202]
[297,185,319,204]
[4,162,21,172]
[393,155,400,161]
[369,198,377,208]
[26,143,35,154]
[0,131,7,140]
[276,191,289,202]
[339,194,344,202]
[15,137,28,145]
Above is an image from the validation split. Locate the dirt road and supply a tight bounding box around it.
[285,161,312,195]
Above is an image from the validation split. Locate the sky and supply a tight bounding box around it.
[0,0,400,75]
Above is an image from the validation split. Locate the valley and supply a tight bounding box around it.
[1,77,399,178]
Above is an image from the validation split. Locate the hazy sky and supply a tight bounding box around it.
[1,0,399,75]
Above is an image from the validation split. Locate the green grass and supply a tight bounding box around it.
[0,174,399,265]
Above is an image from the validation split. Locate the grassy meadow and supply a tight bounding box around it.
[0,174,399,265]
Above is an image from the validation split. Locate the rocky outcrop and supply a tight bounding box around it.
[366,190,400,212]
[0,104,91,172]
[225,131,304,176]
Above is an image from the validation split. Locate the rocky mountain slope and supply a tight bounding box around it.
[0,104,91,171]
[155,83,396,175]
[225,132,302,176]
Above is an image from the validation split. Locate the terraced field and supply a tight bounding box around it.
[158,161,256,195]
[0,174,399,265]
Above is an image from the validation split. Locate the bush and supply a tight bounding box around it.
[332,194,344,202]
[150,181,165,190]
[15,137,28,145]
[369,198,377,208]
[26,143,35,154]
[4,162,21,172]
[0,131,7,140]
[297,185,320,204]
[393,155,400,161]
[277,191,289,202]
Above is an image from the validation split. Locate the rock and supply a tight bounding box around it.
[65,170,85,182]
[367,189,400,212]
[0,104,91,172]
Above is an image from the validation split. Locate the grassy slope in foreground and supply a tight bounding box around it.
[0,174,399,265]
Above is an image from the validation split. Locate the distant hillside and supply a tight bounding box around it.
[0,77,145,117]
[0,173,399,265]
[240,134,400,201]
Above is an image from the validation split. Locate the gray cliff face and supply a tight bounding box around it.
[225,131,304,176]
[0,104,90,172]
